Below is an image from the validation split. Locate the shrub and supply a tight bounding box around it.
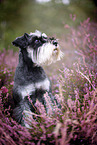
[0,18,97,145]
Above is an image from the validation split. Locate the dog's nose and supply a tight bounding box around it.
[53,40,58,46]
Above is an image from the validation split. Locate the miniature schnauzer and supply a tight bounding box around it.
[12,30,63,127]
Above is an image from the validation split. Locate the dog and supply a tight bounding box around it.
[12,30,63,127]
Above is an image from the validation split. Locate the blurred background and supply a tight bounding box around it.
[0,0,97,51]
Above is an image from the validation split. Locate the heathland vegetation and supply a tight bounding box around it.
[0,17,97,144]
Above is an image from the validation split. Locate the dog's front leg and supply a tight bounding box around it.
[13,98,32,127]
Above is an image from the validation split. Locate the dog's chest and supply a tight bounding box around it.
[20,78,50,98]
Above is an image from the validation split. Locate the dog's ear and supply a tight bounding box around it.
[12,33,29,49]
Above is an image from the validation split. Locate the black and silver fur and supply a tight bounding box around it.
[12,30,63,127]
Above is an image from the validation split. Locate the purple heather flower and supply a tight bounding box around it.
[1,86,8,94]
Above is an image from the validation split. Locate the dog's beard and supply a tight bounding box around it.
[27,43,63,66]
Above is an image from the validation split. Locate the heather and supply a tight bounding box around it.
[0,19,97,145]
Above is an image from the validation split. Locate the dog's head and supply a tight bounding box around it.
[12,30,63,65]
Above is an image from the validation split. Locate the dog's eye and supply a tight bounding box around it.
[35,40,38,43]
[35,39,40,43]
